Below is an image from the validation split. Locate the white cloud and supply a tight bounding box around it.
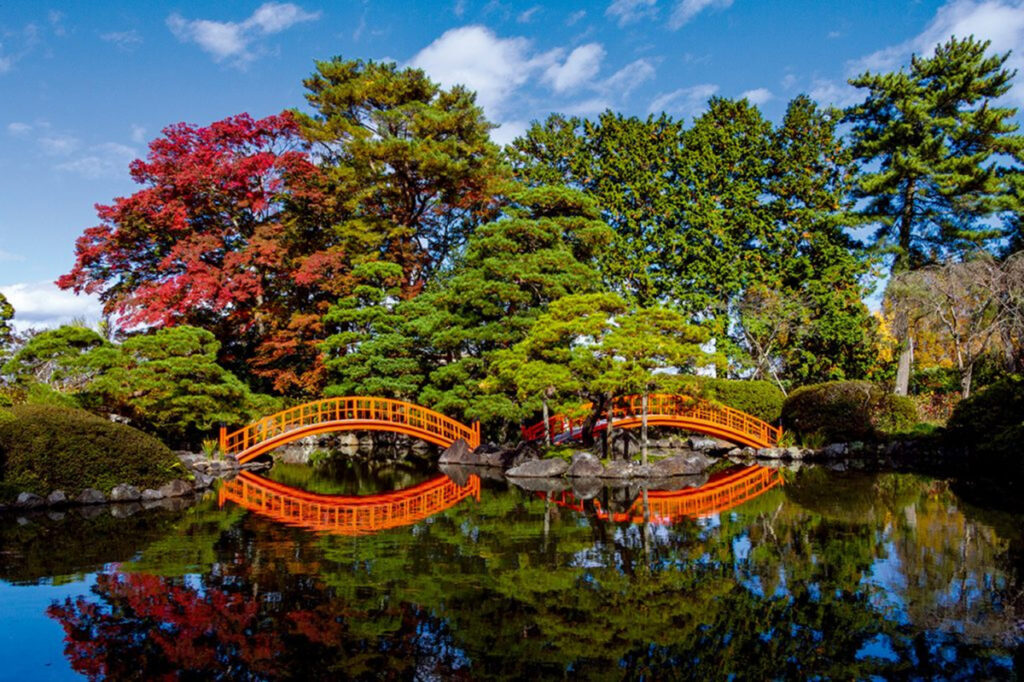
[649,83,719,116]
[563,98,612,116]
[0,249,24,262]
[491,120,529,146]
[849,0,1024,104]
[808,78,861,107]
[130,124,146,144]
[0,56,11,74]
[668,0,733,29]
[603,59,656,96]
[517,6,541,23]
[7,122,31,136]
[567,10,587,25]
[606,0,658,27]
[101,29,143,49]
[48,10,67,37]
[544,43,605,93]
[0,281,102,331]
[453,0,467,18]
[740,87,773,106]
[56,142,137,180]
[827,30,841,39]
[167,2,320,65]
[409,25,559,116]
[39,134,80,156]
[780,73,798,90]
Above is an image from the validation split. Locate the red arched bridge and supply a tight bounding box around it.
[220,471,481,536]
[220,397,480,464]
[522,393,782,450]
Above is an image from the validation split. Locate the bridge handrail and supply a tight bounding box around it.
[221,397,480,457]
[521,393,781,447]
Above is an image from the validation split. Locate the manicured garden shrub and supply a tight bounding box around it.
[687,377,785,423]
[947,375,1024,461]
[0,404,184,500]
[781,381,918,443]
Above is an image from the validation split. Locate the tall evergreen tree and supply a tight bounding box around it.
[844,36,1024,393]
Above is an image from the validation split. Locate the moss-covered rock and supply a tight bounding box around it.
[781,381,918,443]
[0,404,184,501]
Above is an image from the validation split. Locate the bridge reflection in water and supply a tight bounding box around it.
[219,471,481,536]
[543,465,783,525]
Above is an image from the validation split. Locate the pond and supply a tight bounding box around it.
[0,460,1021,679]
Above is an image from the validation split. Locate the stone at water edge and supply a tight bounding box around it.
[438,438,477,465]
[566,452,604,478]
[76,488,107,505]
[506,476,570,493]
[598,460,637,479]
[192,472,215,490]
[46,490,68,506]
[650,452,714,477]
[757,447,785,459]
[506,458,569,478]
[14,492,45,509]
[140,488,165,501]
[110,484,142,502]
[158,479,193,498]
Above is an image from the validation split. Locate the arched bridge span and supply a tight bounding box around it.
[221,397,480,464]
[522,393,782,450]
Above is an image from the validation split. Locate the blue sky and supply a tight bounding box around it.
[2,0,1024,328]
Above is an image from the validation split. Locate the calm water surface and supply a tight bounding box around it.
[0,460,1022,680]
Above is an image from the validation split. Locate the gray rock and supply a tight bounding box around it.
[757,447,785,459]
[438,439,478,465]
[689,437,721,451]
[631,463,656,479]
[192,472,215,490]
[14,492,45,509]
[506,458,569,478]
[566,452,604,478]
[785,447,804,460]
[650,452,713,477]
[140,488,165,501]
[76,488,107,505]
[110,484,141,502]
[46,490,68,506]
[599,459,636,478]
[158,479,192,498]
[821,443,847,459]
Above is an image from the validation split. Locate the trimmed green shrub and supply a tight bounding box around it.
[781,381,918,443]
[0,404,184,501]
[676,376,784,423]
[947,375,1024,462]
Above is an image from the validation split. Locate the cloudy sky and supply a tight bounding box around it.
[2,0,1024,328]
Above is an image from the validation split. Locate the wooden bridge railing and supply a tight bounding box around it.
[219,471,481,535]
[543,464,782,523]
[221,397,480,463]
[522,393,781,449]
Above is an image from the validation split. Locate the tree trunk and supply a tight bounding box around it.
[960,360,974,399]
[606,394,615,461]
[641,390,649,466]
[894,333,914,396]
[542,397,551,447]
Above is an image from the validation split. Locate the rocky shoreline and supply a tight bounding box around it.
[0,451,269,513]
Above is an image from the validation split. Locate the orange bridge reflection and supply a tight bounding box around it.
[543,465,782,525]
[219,471,481,536]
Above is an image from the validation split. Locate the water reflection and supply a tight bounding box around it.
[1,467,1020,679]
[219,470,481,535]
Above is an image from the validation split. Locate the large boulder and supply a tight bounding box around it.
[438,439,480,465]
[76,488,107,505]
[14,492,45,509]
[650,452,713,477]
[46,490,68,507]
[506,458,569,478]
[158,479,192,498]
[566,452,604,478]
[599,460,637,479]
[110,484,142,502]
[140,488,165,501]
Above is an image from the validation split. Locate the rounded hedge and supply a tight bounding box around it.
[687,377,785,423]
[0,404,184,500]
[947,375,1024,463]
[781,381,918,443]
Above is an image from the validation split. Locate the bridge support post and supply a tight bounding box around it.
[471,421,481,449]
[218,423,227,453]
